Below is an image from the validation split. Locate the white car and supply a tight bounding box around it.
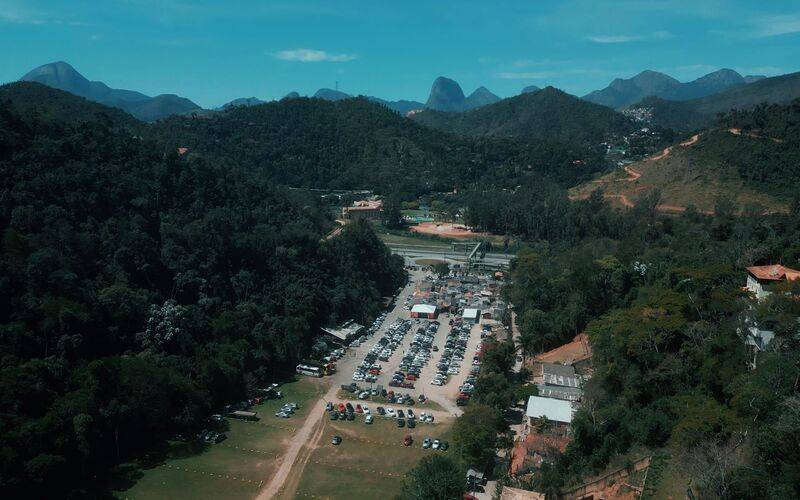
[363,406,370,415]
[432,439,440,449]
[386,408,396,418]
[365,415,374,424]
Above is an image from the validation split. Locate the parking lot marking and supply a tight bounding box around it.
[161,464,260,486]
[311,460,404,478]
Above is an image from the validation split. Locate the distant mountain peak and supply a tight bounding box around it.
[19,60,198,121]
[521,85,540,94]
[465,86,500,109]
[314,88,351,101]
[425,76,466,112]
[584,68,754,109]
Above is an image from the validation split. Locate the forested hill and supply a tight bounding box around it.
[150,96,607,195]
[629,71,800,130]
[0,81,140,128]
[410,86,637,146]
[0,93,405,496]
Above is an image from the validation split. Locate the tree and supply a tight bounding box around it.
[381,196,404,229]
[401,455,465,500]
[432,262,450,278]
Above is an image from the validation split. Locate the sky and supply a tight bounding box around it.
[2,0,800,108]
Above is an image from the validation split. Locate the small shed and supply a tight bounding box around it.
[411,304,438,319]
[463,308,480,323]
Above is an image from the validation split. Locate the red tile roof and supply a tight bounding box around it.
[534,333,592,365]
[747,264,800,282]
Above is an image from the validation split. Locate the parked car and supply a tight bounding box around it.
[365,415,373,424]
[403,435,413,446]
[439,441,449,451]
[422,437,431,449]
[432,439,441,449]
[332,435,342,445]
[397,418,405,428]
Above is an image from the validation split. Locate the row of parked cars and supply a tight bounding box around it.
[392,321,439,388]
[353,318,412,382]
[431,322,476,386]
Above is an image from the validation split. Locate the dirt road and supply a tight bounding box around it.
[256,386,334,499]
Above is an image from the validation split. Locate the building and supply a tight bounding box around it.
[541,363,582,388]
[320,320,364,344]
[536,384,583,402]
[533,333,592,370]
[526,396,574,425]
[410,304,438,319]
[342,199,383,221]
[463,308,480,323]
[746,264,800,301]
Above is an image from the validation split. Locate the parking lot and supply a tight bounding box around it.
[338,268,487,414]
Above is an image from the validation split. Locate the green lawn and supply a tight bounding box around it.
[288,415,453,500]
[116,377,326,500]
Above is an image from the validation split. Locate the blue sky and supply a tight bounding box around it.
[2,0,800,107]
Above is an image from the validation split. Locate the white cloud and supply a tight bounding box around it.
[752,14,800,37]
[587,31,671,44]
[273,48,358,63]
[587,35,641,43]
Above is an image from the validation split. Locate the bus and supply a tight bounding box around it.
[296,364,323,377]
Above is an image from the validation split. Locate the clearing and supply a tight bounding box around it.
[116,377,325,500]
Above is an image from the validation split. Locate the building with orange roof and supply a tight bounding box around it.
[746,264,800,300]
[342,199,383,221]
[533,333,592,369]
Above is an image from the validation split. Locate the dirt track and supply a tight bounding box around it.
[257,387,334,499]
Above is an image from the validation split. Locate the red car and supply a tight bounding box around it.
[406,374,417,381]
[403,435,413,446]
[355,404,363,413]
[369,368,380,375]
[338,403,346,412]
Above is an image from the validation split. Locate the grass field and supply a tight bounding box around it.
[117,377,327,500]
[376,231,453,249]
[283,416,453,500]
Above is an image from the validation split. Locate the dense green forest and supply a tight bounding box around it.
[150,94,607,196]
[0,94,405,496]
[498,193,800,497]
[411,87,637,147]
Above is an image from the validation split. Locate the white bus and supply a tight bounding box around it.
[296,364,322,377]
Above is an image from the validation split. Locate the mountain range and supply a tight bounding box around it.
[412,86,636,146]
[309,77,501,114]
[629,71,800,130]
[583,69,766,109]
[20,61,201,122]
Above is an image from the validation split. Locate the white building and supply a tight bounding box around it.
[463,308,480,323]
[526,396,574,425]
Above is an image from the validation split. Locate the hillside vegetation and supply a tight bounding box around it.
[411,87,636,147]
[630,72,800,130]
[150,95,606,196]
[0,90,405,497]
[0,82,140,128]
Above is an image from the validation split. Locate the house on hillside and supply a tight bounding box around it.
[533,333,592,371]
[537,384,583,402]
[526,396,574,428]
[746,264,800,301]
[541,363,582,388]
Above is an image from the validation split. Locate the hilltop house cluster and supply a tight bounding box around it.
[511,333,592,476]
[509,263,800,476]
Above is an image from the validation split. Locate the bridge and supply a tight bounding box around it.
[387,242,513,270]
